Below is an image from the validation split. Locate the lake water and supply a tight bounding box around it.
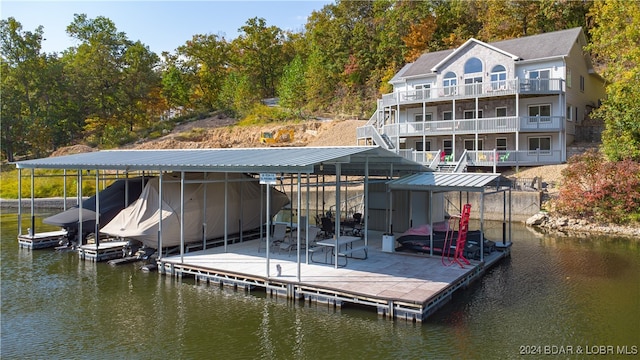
[1,211,638,359]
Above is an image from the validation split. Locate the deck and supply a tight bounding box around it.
[159,231,510,322]
[78,241,129,262]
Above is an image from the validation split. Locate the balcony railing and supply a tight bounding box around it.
[376,116,564,138]
[380,78,564,107]
[396,149,563,168]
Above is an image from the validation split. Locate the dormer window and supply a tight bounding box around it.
[443,72,457,96]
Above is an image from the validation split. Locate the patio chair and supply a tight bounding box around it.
[279,226,320,256]
[258,222,288,252]
[319,217,334,239]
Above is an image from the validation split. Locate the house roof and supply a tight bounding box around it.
[387,172,512,193]
[14,146,428,176]
[398,27,584,79]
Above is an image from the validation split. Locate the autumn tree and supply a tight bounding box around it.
[588,0,640,161]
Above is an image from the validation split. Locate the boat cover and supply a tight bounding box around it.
[101,172,290,248]
[43,177,147,232]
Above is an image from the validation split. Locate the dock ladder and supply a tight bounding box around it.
[442,204,472,268]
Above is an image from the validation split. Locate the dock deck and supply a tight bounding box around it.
[159,231,510,322]
[78,240,129,262]
[18,230,68,249]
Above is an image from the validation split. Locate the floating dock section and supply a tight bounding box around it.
[78,241,129,262]
[158,234,511,322]
[18,230,68,249]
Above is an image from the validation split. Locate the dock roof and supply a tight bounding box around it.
[387,172,511,193]
[14,146,427,176]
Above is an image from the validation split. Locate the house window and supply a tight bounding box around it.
[566,68,572,88]
[443,72,457,96]
[464,57,483,73]
[416,141,431,151]
[415,113,432,122]
[490,65,507,90]
[443,139,453,155]
[528,137,551,154]
[464,110,483,119]
[566,105,573,121]
[580,75,585,92]
[528,104,551,122]
[415,84,431,99]
[464,139,484,150]
[442,111,453,120]
[496,138,507,151]
[496,107,507,127]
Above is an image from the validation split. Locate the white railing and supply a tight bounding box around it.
[370,116,563,139]
[379,78,564,107]
[398,149,563,168]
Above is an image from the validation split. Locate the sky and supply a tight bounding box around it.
[1,0,333,55]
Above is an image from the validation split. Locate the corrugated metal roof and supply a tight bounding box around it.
[387,172,511,192]
[14,146,426,175]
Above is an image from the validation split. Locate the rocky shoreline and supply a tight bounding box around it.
[526,212,640,239]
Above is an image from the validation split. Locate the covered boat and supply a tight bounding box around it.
[101,172,290,249]
[43,177,147,239]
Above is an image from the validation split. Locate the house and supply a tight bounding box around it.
[356,27,606,170]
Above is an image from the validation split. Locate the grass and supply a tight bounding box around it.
[1,168,98,199]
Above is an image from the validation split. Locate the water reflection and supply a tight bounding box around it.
[1,211,638,359]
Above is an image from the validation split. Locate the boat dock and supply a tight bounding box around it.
[18,230,68,249]
[158,231,510,322]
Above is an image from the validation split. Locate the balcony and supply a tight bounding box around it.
[380,78,564,107]
[377,116,564,138]
[396,149,563,168]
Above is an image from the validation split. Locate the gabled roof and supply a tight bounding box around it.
[430,38,520,72]
[397,27,585,79]
[14,146,427,176]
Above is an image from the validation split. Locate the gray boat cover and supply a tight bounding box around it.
[43,177,147,231]
[101,172,290,248]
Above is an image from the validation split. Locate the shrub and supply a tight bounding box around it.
[556,149,640,224]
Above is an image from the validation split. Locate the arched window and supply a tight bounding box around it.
[464,58,483,74]
[443,72,457,96]
[490,65,507,90]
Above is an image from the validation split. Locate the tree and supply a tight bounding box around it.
[277,55,307,112]
[233,17,288,99]
[588,0,640,161]
[0,17,47,161]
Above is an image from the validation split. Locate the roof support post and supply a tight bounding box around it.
[203,173,208,250]
[305,173,311,264]
[17,169,22,236]
[95,170,100,250]
[30,169,35,237]
[334,163,341,269]
[296,172,302,281]
[158,171,163,257]
[480,192,485,262]
[364,157,369,247]
[180,171,185,263]
[429,191,433,256]
[266,181,272,278]
[224,172,228,252]
[78,170,83,246]
[63,169,67,211]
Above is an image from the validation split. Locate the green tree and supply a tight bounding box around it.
[277,55,307,112]
[175,33,230,111]
[0,17,48,161]
[233,17,288,99]
[64,14,131,146]
[588,0,640,161]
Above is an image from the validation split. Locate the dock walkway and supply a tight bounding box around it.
[159,231,509,322]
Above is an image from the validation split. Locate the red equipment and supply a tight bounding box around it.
[442,204,472,268]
